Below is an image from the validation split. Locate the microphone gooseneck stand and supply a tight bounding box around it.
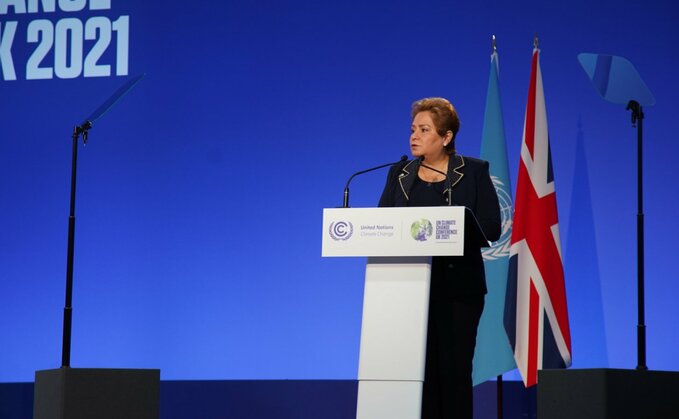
[418,157,453,206]
[342,155,407,208]
[61,121,92,368]
[627,100,647,371]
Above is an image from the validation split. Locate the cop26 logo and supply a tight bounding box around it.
[410,219,433,242]
[329,221,353,241]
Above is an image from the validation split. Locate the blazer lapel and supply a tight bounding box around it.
[397,159,419,202]
[397,156,464,203]
[443,154,465,196]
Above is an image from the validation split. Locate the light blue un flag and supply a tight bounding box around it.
[472,49,517,385]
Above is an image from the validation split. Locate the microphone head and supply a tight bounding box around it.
[400,155,408,161]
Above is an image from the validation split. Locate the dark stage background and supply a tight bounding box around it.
[1,0,678,388]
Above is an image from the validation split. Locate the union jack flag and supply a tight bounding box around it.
[503,47,572,387]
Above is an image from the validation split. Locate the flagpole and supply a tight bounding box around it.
[492,33,504,419]
[505,33,572,388]
[497,374,503,419]
[493,35,502,419]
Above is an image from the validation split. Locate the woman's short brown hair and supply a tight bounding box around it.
[411,97,460,155]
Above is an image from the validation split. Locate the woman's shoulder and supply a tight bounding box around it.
[457,155,490,174]
[459,155,489,168]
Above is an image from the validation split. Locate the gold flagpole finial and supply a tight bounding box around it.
[533,33,539,49]
[492,35,497,53]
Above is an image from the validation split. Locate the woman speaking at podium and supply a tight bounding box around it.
[378,97,501,419]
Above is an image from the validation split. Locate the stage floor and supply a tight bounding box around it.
[1,379,536,419]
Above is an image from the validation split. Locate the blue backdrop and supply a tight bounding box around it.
[1,0,678,382]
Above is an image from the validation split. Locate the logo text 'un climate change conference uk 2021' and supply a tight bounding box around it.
[329,221,353,241]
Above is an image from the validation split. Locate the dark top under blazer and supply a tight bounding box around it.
[378,155,501,298]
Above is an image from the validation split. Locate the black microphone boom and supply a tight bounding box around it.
[343,155,407,208]
[419,156,453,206]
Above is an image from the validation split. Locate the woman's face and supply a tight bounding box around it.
[410,111,447,159]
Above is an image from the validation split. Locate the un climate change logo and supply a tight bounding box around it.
[411,219,433,242]
[483,175,513,260]
[329,221,353,241]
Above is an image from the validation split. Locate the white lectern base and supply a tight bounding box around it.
[356,257,431,419]
[356,381,422,419]
[322,207,470,419]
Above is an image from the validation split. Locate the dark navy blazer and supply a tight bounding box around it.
[378,154,501,297]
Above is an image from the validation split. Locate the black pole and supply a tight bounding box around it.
[60,123,90,368]
[627,100,647,371]
[54,75,142,368]
[496,374,503,419]
[61,127,80,367]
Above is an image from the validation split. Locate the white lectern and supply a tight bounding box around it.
[322,206,488,419]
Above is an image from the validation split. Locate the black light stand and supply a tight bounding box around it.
[626,100,647,371]
[538,54,679,419]
[576,53,655,371]
[55,74,144,368]
[61,121,92,368]
[34,75,161,419]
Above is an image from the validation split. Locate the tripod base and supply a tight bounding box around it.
[33,368,160,419]
[538,368,679,419]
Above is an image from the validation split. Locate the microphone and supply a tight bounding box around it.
[343,155,408,208]
[418,156,454,206]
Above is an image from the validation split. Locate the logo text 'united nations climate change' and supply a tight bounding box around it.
[329,221,353,241]
[410,219,433,241]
